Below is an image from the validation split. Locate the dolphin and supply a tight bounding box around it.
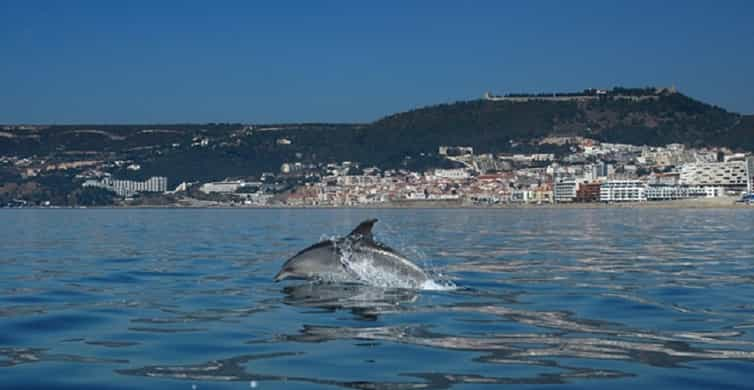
[273,218,430,288]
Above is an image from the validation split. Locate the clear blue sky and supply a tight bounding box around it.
[2,0,753,124]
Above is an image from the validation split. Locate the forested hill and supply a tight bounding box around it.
[370,91,754,152]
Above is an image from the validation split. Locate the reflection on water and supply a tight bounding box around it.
[0,347,128,366]
[1,209,754,389]
[116,351,631,388]
[281,283,419,320]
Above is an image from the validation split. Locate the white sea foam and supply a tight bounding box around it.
[419,279,457,291]
[336,238,457,291]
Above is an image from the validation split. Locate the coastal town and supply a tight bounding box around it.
[25,136,751,207]
[212,138,753,206]
[2,86,754,208]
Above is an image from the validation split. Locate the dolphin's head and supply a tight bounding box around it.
[274,240,340,282]
[273,254,311,282]
[273,268,298,282]
[273,261,310,282]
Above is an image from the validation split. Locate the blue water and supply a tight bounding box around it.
[2,208,754,389]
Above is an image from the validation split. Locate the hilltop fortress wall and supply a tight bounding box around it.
[483,87,676,103]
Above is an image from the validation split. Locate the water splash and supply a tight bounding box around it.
[377,222,457,290]
[420,279,456,291]
[318,224,457,291]
[334,237,456,291]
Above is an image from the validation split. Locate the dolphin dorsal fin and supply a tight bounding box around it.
[348,218,378,240]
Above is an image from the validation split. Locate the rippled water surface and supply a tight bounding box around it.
[2,208,754,389]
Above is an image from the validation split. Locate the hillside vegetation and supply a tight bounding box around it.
[371,92,750,150]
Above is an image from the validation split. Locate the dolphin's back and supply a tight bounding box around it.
[349,240,430,286]
[291,240,334,259]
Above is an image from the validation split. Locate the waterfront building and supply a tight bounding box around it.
[645,185,708,201]
[600,180,646,202]
[554,178,580,203]
[679,161,749,192]
[468,193,502,204]
[532,185,554,204]
[746,157,754,194]
[509,190,532,203]
[505,186,553,204]
[704,186,724,198]
[576,182,601,202]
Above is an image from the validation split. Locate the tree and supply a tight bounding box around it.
[70,187,117,206]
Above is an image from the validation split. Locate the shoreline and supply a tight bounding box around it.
[4,198,752,210]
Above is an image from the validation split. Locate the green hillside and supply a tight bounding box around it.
[370,91,750,151]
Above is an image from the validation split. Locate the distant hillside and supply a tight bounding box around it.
[723,114,754,150]
[371,91,753,151]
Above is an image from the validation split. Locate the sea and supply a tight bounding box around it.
[1,208,754,389]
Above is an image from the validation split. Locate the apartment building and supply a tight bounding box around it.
[600,180,646,202]
[680,161,749,192]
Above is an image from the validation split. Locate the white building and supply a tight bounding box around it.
[645,185,707,201]
[724,153,747,162]
[83,176,167,197]
[170,181,191,193]
[554,178,580,203]
[500,153,554,162]
[600,180,646,202]
[199,180,243,194]
[510,190,535,203]
[680,161,749,192]
[746,157,754,194]
[433,168,470,180]
[648,172,680,186]
[438,146,473,156]
[704,186,724,197]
